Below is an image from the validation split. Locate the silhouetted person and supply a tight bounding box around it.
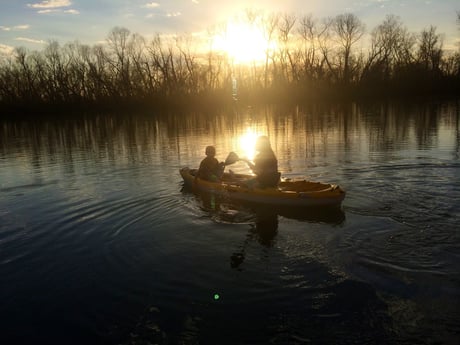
[243,136,280,188]
[195,146,224,182]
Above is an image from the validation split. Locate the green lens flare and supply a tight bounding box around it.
[214,293,220,300]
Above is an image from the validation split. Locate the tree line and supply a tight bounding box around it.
[0,11,459,113]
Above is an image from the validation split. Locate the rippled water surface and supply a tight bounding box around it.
[1,102,459,344]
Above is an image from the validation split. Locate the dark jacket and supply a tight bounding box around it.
[253,149,280,187]
[197,156,223,181]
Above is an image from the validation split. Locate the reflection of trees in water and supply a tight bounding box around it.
[360,102,453,153]
[0,116,176,172]
[455,101,460,160]
[415,103,440,149]
[1,102,457,173]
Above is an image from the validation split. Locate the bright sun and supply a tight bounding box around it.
[212,21,275,64]
[238,127,261,160]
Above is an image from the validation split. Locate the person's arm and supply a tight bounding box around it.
[241,158,256,171]
[195,160,204,182]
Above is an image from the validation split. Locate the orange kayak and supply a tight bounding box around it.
[180,167,346,207]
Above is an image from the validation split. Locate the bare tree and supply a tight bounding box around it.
[417,26,443,72]
[331,13,365,84]
[127,33,148,97]
[106,27,131,97]
[317,17,337,81]
[276,13,297,84]
[205,24,224,92]
[14,47,38,100]
[262,12,279,88]
[297,14,318,81]
[1,12,459,109]
[362,15,415,82]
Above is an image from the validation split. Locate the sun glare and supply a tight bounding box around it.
[238,128,261,160]
[213,21,275,64]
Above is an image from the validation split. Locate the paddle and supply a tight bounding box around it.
[224,151,239,166]
[225,152,256,171]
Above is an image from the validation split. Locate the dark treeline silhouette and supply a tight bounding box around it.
[0,10,459,114]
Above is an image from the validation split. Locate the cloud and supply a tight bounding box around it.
[15,37,46,44]
[27,0,71,9]
[192,0,199,3]
[147,11,181,18]
[35,8,79,14]
[28,0,78,14]
[144,2,160,8]
[166,12,182,17]
[0,43,15,56]
[14,25,31,30]
[37,9,58,13]
[1,25,30,31]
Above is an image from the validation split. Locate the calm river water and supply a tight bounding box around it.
[1,101,459,345]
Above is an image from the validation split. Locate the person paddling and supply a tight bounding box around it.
[242,136,280,188]
[195,146,225,182]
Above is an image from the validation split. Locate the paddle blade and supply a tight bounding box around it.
[224,152,239,166]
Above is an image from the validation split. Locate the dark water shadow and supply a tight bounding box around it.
[180,183,346,225]
[180,184,345,270]
[118,278,394,345]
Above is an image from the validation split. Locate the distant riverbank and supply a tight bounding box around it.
[1,84,459,120]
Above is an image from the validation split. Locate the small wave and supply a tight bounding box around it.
[358,255,447,276]
[0,180,60,193]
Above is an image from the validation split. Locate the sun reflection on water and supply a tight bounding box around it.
[237,127,261,161]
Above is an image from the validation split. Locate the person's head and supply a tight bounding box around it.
[255,136,271,152]
[205,145,216,157]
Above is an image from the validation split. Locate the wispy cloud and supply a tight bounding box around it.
[144,2,160,9]
[37,9,59,13]
[147,11,182,19]
[28,0,78,14]
[64,9,79,14]
[1,25,30,31]
[15,25,31,30]
[144,2,181,19]
[27,0,71,9]
[35,7,79,14]
[15,37,46,44]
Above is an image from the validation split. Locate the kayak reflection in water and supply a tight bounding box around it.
[242,136,281,188]
[253,209,279,246]
[231,208,278,269]
[195,146,225,182]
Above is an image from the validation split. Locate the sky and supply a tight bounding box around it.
[0,0,459,56]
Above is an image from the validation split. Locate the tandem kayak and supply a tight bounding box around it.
[180,167,346,207]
